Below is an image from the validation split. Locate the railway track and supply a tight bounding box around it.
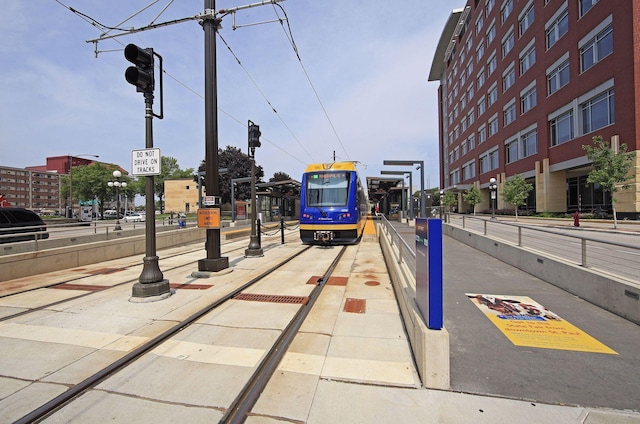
[11,243,350,423]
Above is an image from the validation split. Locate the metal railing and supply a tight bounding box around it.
[449,214,640,283]
[378,215,416,273]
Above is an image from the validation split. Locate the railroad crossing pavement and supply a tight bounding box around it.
[0,232,639,422]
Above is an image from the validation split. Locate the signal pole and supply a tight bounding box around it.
[198,0,228,272]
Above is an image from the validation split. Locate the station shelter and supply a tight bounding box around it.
[366,177,410,220]
[254,179,301,222]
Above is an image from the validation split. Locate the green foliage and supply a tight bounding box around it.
[463,186,482,214]
[442,191,457,208]
[582,136,635,196]
[269,171,292,182]
[68,162,131,216]
[502,175,533,220]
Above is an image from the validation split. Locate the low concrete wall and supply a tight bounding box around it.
[444,224,640,325]
[377,225,450,390]
[0,227,206,281]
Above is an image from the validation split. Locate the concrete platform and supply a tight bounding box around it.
[0,231,638,423]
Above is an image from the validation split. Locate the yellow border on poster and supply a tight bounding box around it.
[197,208,220,229]
[467,294,617,354]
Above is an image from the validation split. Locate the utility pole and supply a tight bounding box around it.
[198,0,228,272]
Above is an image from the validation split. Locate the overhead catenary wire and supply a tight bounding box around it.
[271,3,351,162]
[218,32,315,162]
[54,0,308,168]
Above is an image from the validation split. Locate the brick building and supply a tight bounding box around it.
[429,0,640,217]
[0,166,61,212]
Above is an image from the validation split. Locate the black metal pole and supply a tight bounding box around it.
[199,0,228,272]
[280,217,285,244]
[132,93,170,298]
[246,153,263,257]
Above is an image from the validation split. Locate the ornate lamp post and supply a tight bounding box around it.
[489,177,497,220]
[108,170,127,230]
[245,120,263,257]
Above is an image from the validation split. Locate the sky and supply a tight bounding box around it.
[0,0,456,193]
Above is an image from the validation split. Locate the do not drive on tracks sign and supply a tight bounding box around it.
[131,148,161,176]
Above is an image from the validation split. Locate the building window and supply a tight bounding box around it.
[468,108,475,125]
[502,29,514,57]
[488,83,498,106]
[580,24,613,72]
[550,110,574,146]
[519,43,536,75]
[502,66,515,92]
[478,96,486,116]
[501,0,513,24]
[467,61,474,77]
[479,149,499,174]
[478,125,487,143]
[468,133,476,150]
[476,14,484,35]
[476,42,485,63]
[579,0,599,17]
[520,85,537,114]
[486,0,495,16]
[488,114,499,136]
[546,9,569,49]
[467,85,475,102]
[547,60,570,95]
[504,102,516,126]
[463,161,476,180]
[506,139,519,163]
[581,88,614,134]
[462,140,468,155]
[519,3,534,36]
[486,21,497,46]
[522,129,538,157]
[477,69,486,89]
[487,52,497,75]
[450,169,460,185]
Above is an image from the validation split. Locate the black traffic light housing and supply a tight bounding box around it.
[125,44,154,93]
[248,120,261,157]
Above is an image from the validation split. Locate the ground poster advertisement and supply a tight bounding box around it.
[466,294,617,354]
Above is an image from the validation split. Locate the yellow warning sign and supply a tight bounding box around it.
[467,294,617,354]
[197,208,220,229]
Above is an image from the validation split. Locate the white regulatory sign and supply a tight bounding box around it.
[131,148,161,176]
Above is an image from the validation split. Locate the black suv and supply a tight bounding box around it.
[0,207,49,244]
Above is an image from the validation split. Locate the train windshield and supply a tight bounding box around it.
[306,172,350,207]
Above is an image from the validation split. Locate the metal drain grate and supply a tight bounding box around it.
[234,293,309,304]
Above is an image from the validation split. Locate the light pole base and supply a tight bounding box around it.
[198,257,229,272]
[245,235,263,257]
[131,279,170,299]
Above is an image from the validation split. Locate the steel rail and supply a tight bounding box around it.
[221,245,348,423]
[13,245,313,424]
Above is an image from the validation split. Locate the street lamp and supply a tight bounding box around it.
[439,189,444,219]
[108,170,127,231]
[489,177,497,220]
[67,154,99,219]
[383,160,425,218]
[380,170,414,220]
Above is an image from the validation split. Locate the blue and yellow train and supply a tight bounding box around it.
[300,162,368,245]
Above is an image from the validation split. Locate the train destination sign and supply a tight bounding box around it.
[131,148,161,176]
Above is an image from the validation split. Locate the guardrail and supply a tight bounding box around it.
[449,214,640,284]
[378,215,416,273]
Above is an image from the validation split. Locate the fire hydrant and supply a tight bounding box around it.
[573,211,580,227]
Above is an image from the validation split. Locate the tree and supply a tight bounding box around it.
[155,157,194,213]
[441,191,457,221]
[502,174,533,221]
[269,171,292,182]
[199,146,264,204]
[463,186,482,216]
[583,135,636,228]
[64,162,132,218]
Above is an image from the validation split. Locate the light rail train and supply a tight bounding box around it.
[299,161,368,245]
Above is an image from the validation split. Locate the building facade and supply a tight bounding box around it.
[429,0,640,217]
[0,165,62,212]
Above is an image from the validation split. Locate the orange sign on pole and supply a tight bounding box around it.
[197,208,220,229]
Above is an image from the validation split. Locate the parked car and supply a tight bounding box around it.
[123,213,145,222]
[0,207,49,244]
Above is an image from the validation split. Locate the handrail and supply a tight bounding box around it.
[451,214,640,283]
[378,215,416,272]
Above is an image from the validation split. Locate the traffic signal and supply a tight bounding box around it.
[248,120,261,150]
[124,44,154,93]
